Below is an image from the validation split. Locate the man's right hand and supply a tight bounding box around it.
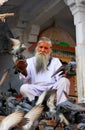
[15,59,28,77]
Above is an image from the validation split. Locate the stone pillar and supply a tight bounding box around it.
[64,0,85,103]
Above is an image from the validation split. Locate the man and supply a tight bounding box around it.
[17,37,70,105]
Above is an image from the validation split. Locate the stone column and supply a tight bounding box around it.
[64,0,85,103]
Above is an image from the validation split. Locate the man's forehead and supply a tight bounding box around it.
[38,42,51,47]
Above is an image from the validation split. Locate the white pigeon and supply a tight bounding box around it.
[22,104,44,130]
[0,110,24,130]
[10,38,26,55]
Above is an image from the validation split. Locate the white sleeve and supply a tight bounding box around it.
[19,58,31,84]
[19,73,30,84]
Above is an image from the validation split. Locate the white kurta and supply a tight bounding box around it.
[20,56,70,104]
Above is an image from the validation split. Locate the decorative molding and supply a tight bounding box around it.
[27,43,75,52]
[64,0,75,7]
[64,0,85,20]
[64,0,85,6]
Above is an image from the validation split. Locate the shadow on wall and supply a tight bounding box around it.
[0,21,14,53]
[0,21,22,94]
[0,53,22,94]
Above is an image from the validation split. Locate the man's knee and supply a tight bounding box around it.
[60,77,70,86]
[57,77,70,94]
[20,84,28,94]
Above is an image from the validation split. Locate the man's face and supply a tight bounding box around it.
[35,42,52,73]
[37,42,52,54]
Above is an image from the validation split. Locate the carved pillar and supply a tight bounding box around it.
[64,0,85,103]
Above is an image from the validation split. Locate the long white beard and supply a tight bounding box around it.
[35,52,50,73]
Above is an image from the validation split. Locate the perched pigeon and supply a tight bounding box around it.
[78,123,85,130]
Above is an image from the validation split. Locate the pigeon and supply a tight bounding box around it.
[0,110,24,130]
[9,38,26,55]
[51,57,76,78]
[56,100,85,112]
[0,69,10,86]
[9,38,27,75]
[11,117,29,130]
[46,89,57,112]
[22,104,44,130]
[78,123,85,130]
[10,101,44,129]
[36,89,57,113]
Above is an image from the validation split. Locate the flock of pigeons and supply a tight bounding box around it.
[0,13,84,129]
[0,1,84,130]
[0,37,84,130]
[0,86,85,130]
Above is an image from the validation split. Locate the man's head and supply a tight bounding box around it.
[35,37,52,73]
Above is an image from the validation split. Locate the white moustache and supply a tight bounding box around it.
[38,52,46,55]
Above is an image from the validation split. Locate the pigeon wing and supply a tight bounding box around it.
[36,90,47,105]
[10,38,21,47]
[46,89,57,110]
[0,110,24,130]
[23,104,44,129]
[51,65,65,77]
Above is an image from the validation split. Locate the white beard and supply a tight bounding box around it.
[35,52,50,73]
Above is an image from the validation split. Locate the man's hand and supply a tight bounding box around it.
[15,59,27,77]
